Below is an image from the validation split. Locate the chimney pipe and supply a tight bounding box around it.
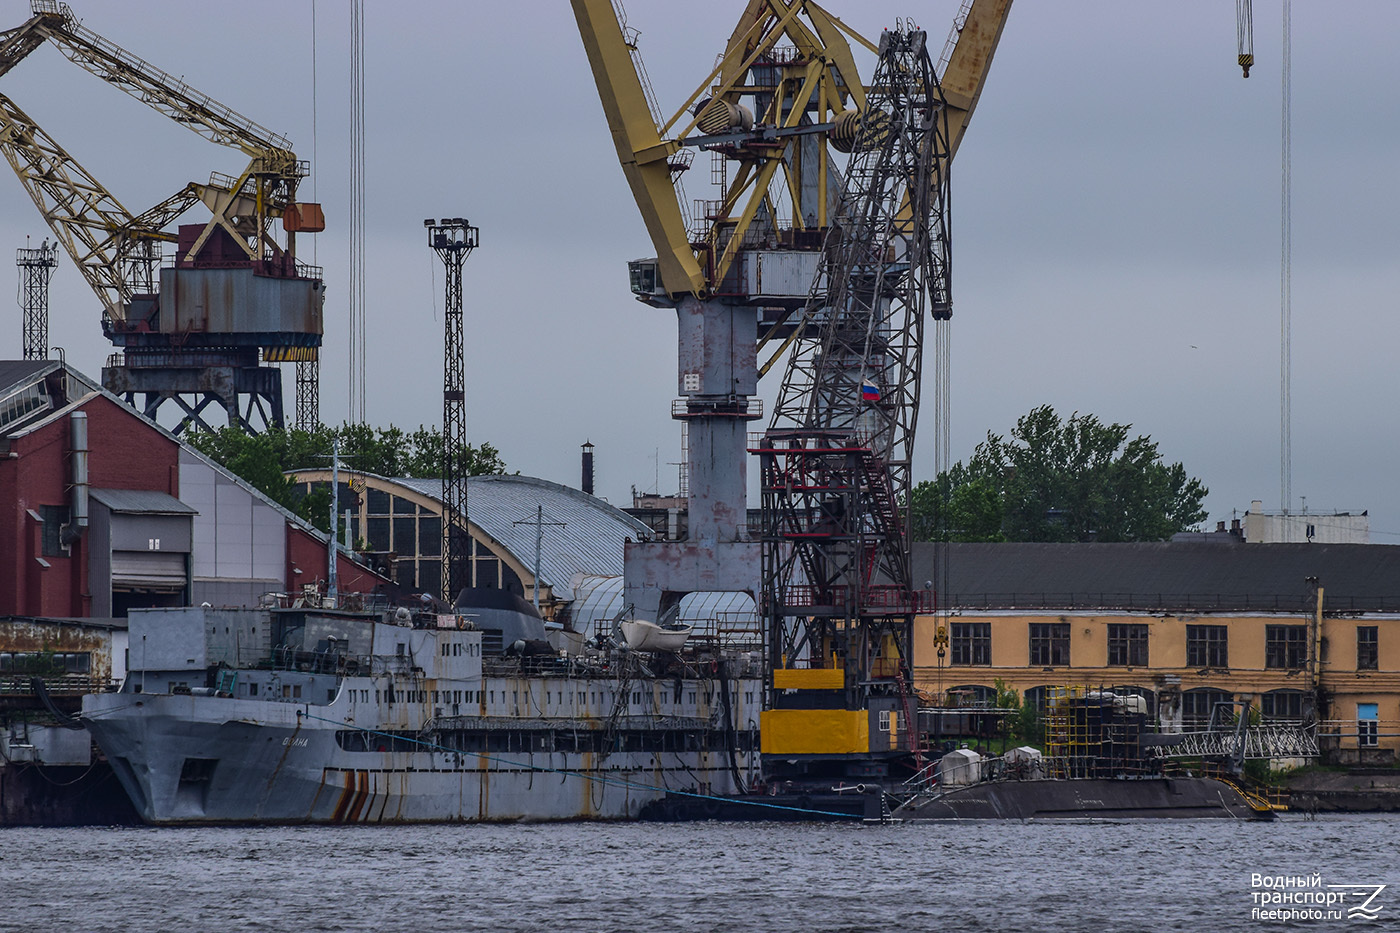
[581,440,595,496]
[62,410,88,545]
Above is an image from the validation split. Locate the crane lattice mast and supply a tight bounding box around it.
[761,25,951,723]
[16,238,58,360]
[295,360,319,429]
[426,217,478,604]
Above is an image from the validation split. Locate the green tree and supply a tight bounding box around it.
[912,405,1207,543]
[185,422,510,532]
[400,426,508,479]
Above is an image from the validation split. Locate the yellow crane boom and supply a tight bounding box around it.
[571,0,704,299]
[939,0,1014,161]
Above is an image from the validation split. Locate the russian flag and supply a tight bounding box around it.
[861,382,881,402]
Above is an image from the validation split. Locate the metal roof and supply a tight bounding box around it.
[90,487,197,515]
[0,360,54,396]
[0,360,101,439]
[913,540,1400,613]
[389,475,653,600]
[568,574,757,638]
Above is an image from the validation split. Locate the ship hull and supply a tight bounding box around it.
[892,776,1274,820]
[84,691,750,824]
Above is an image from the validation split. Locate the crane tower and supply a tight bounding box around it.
[426,217,479,603]
[759,26,950,768]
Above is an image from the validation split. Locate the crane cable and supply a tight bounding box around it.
[311,0,317,268]
[1280,0,1292,514]
[348,0,367,423]
[1236,0,1254,77]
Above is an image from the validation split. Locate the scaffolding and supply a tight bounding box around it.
[1041,685,1156,779]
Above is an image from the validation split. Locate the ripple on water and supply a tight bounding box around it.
[0,816,1395,932]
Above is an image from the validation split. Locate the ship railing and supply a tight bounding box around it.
[264,645,385,678]
[900,759,940,796]
[1036,755,1169,782]
[481,654,577,678]
[259,591,391,613]
[1188,760,1290,811]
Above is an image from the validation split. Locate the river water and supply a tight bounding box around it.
[1,815,1394,932]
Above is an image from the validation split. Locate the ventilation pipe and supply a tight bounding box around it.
[61,410,88,545]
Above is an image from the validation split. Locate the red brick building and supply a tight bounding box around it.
[1,360,385,618]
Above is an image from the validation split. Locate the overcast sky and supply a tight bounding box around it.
[2,1,1397,539]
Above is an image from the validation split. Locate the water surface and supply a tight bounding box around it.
[2,815,1392,932]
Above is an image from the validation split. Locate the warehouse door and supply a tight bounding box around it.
[111,551,188,591]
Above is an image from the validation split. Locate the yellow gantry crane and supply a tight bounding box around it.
[0,0,323,432]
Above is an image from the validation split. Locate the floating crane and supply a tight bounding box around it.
[574,0,1010,776]
[0,0,324,433]
[758,24,951,772]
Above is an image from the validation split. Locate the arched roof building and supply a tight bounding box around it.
[287,471,651,619]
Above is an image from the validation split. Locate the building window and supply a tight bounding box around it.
[1265,625,1307,670]
[1358,703,1379,747]
[0,651,89,674]
[40,504,70,556]
[1186,625,1228,668]
[1028,623,1069,667]
[1260,689,1305,723]
[392,517,415,553]
[946,684,995,708]
[1182,688,1233,729]
[1357,626,1379,671]
[419,516,442,557]
[1022,686,1052,713]
[950,622,990,666]
[1107,624,1148,666]
[366,517,390,552]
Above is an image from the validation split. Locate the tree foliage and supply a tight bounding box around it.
[913,405,1207,543]
[185,423,509,532]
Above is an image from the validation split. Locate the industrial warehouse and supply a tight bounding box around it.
[1,0,1398,837]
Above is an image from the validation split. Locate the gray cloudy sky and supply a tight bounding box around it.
[2,1,1397,539]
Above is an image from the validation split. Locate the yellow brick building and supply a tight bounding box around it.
[912,540,1400,764]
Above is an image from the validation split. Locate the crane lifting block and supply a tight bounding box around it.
[283,202,325,233]
[760,709,869,755]
[772,667,845,691]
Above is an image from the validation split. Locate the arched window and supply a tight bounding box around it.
[946,684,995,708]
[1022,686,1054,713]
[1260,689,1305,723]
[1105,685,1156,720]
[1182,688,1233,729]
